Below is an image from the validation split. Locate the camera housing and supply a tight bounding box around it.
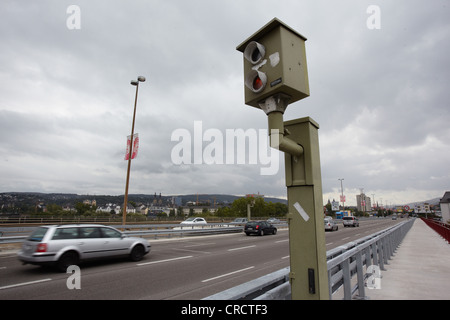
[237,18,310,110]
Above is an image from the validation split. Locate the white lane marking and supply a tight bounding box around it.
[293,202,310,222]
[275,239,289,243]
[281,255,290,260]
[0,278,52,290]
[201,266,255,283]
[184,242,215,248]
[136,255,193,266]
[228,245,256,252]
[173,248,211,254]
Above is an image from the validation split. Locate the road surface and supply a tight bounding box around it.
[0,218,400,300]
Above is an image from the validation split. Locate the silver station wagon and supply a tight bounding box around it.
[18,224,151,272]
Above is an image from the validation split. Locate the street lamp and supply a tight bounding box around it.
[123,76,145,228]
[338,178,345,209]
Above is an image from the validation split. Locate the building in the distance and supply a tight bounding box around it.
[356,192,371,212]
[439,191,450,224]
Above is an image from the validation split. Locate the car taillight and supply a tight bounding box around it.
[36,243,48,252]
[256,225,259,229]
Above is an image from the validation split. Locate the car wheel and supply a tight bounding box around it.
[130,245,145,262]
[57,251,79,273]
[273,229,277,235]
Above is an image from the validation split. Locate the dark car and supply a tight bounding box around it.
[244,221,277,236]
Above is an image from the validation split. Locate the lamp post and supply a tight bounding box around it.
[338,178,345,210]
[123,76,145,228]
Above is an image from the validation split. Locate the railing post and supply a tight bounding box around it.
[342,259,352,300]
[328,269,333,300]
[385,236,391,264]
[364,246,372,269]
[377,240,386,271]
[386,234,393,261]
[355,251,366,299]
[371,242,378,267]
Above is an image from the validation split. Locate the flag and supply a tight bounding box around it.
[125,133,139,160]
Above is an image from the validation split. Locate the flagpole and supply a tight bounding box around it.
[123,76,145,229]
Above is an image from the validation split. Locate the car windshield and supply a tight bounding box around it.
[343,217,354,220]
[28,227,49,242]
[185,218,195,221]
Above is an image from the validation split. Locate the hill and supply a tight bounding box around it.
[405,197,441,207]
[0,192,287,208]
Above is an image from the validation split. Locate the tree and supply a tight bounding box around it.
[231,197,251,217]
[216,206,233,218]
[46,203,63,214]
[75,202,91,215]
[228,197,288,218]
[325,200,332,216]
[275,202,288,216]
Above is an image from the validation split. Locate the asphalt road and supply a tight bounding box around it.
[0,218,401,300]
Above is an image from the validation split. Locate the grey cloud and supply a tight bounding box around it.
[0,0,449,205]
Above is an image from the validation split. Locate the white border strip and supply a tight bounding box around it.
[202,266,255,283]
[136,255,193,266]
[0,278,52,290]
[228,245,256,252]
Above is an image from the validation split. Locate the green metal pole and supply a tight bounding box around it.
[266,108,329,300]
[283,117,329,300]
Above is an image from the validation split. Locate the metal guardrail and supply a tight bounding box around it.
[0,223,283,244]
[203,267,291,300]
[327,219,414,300]
[203,219,415,300]
[0,222,288,241]
[421,218,450,243]
[123,225,244,238]
[0,223,235,234]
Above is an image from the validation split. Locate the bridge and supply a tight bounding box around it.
[0,218,448,300]
[368,218,450,300]
[204,218,450,300]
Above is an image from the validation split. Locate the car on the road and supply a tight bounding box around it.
[230,218,248,225]
[343,216,360,227]
[244,221,277,236]
[180,217,207,225]
[324,217,338,231]
[17,224,151,272]
[267,218,281,224]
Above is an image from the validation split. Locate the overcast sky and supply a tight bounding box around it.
[1,0,449,206]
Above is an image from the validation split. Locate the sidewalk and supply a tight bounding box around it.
[367,218,450,300]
